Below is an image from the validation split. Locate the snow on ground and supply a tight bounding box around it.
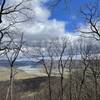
[17,66,47,76]
[17,66,69,77]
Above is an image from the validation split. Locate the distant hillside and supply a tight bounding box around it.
[0,59,90,68]
[0,54,90,68]
[0,59,42,67]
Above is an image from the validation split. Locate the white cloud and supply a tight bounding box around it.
[34,5,50,21]
[21,19,66,41]
[1,0,79,44]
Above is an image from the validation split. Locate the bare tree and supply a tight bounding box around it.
[68,44,74,100]
[77,38,91,100]
[0,0,32,24]
[78,2,100,99]
[34,40,55,100]
[0,0,33,55]
[79,1,100,40]
[53,38,72,100]
[88,53,100,100]
[4,33,23,100]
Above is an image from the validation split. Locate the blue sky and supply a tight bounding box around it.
[47,0,99,32]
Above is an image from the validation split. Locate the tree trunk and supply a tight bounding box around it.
[48,75,52,100]
[94,75,98,100]
[69,69,72,100]
[10,66,13,100]
[60,74,64,100]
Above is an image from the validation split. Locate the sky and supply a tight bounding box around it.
[0,0,99,41]
[48,0,98,32]
[0,0,100,60]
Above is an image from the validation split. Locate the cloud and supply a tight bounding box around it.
[1,0,79,45]
[20,19,66,41]
[4,0,67,41]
